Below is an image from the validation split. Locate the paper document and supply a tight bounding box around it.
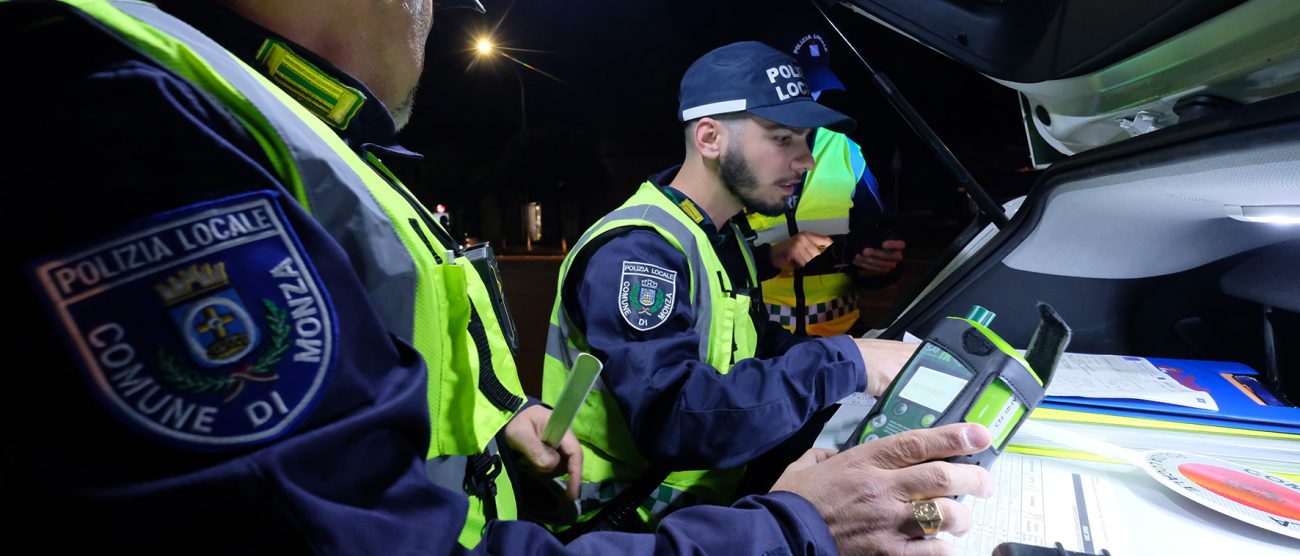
[1016,420,1300,541]
[1010,414,1300,476]
[949,453,1300,554]
[946,453,1123,555]
[815,392,877,451]
[1046,353,1218,410]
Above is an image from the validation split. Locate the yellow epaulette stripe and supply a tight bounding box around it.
[256,40,363,130]
[678,199,704,224]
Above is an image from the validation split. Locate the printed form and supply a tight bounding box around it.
[946,454,1123,555]
[1045,353,1218,411]
[944,453,1300,554]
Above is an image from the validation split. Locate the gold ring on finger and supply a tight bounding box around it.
[911,499,943,536]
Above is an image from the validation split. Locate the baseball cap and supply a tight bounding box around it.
[677,41,855,133]
[433,0,485,14]
[789,32,845,99]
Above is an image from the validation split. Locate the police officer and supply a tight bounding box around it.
[749,31,906,338]
[543,41,929,529]
[6,3,991,554]
[6,0,587,549]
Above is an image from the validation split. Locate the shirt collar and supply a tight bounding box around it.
[157,1,420,160]
[651,165,742,246]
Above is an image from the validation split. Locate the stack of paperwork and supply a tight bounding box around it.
[1009,353,1300,480]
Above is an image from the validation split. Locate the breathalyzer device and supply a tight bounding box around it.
[849,303,1072,470]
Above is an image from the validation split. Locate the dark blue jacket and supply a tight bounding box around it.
[566,180,867,470]
[2,2,836,554]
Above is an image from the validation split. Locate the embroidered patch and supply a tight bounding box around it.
[29,192,336,450]
[618,261,677,331]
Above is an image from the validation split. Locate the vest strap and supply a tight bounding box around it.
[425,437,507,518]
[468,304,524,412]
[464,451,503,520]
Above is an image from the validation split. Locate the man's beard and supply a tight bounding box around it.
[391,85,419,131]
[721,144,786,216]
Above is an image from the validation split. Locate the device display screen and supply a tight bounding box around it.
[899,366,969,412]
[859,342,975,442]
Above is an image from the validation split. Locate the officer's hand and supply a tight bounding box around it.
[771,232,833,269]
[770,423,995,556]
[855,338,919,397]
[505,405,584,501]
[854,239,906,277]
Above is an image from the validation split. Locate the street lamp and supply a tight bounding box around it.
[474,36,534,251]
[474,36,526,133]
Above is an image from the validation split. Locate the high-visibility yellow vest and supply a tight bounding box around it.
[542,182,758,527]
[748,129,867,337]
[45,1,526,546]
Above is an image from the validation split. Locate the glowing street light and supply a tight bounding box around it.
[471,33,558,250]
[473,35,525,133]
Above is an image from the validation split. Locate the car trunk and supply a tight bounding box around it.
[838,0,1250,83]
[839,0,1300,157]
[879,89,1300,401]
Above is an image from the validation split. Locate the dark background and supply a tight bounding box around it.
[398,0,1036,251]
[395,0,1041,393]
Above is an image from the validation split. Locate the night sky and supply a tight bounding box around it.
[397,0,1036,251]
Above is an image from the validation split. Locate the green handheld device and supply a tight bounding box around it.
[850,303,1072,470]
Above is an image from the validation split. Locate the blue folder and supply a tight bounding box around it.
[1040,357,1300,435]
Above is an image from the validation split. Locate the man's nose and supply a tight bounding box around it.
[793,145,815,174]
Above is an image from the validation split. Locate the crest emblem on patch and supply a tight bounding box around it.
[29,192,336,450]
[618,261,677,331]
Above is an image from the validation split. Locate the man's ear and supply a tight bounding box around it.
[693,117,727,160]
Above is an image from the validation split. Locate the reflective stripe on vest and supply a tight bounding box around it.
[747,129,865,336]
[540,182,756,525]
[53,1,524,546]
[748,129,863,246]
[767,291,858,326]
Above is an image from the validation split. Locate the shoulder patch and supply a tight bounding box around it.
[618,261,677,331]
[29,192,336,451]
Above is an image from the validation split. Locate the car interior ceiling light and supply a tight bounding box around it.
[1224,204,1300,225]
